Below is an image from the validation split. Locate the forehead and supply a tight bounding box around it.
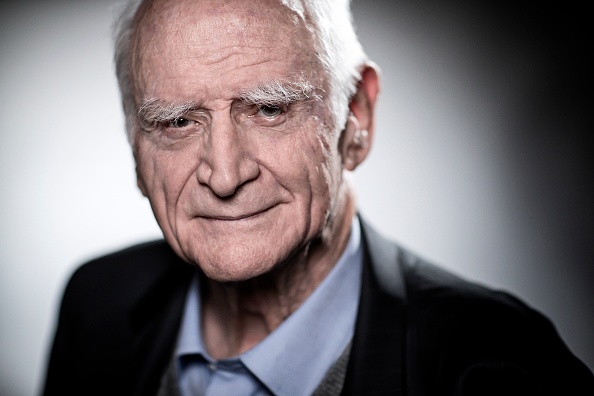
[133,0,320,100]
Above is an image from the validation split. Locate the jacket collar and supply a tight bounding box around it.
[120,218,409,396]
[342,217,408,395]
[124,242,195,396]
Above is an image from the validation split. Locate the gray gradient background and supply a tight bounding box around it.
[1,0,592,395]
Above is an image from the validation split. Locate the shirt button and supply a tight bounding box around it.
[208,362,217,371]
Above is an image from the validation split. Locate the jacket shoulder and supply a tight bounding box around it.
[69,240,179,283]
[43,240,193,396]
[66,240,185,296]
[396,247,594,394]
[399,247,528,314]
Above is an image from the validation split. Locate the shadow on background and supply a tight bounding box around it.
[0,1,591,395]
[352,0,592,372]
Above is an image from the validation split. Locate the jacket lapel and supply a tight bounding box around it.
[121,244,194,396]
[342,218,407,395]
[115,220,408,395]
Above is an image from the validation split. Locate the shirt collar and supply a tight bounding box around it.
[176,216,363,396]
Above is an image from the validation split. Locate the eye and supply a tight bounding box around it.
[257,104,283,118]
[167,117,192,128]
[159,115,204,141]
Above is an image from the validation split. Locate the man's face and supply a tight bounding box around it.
[132,0,350,281]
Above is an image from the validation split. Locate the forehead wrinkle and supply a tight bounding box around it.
[193,52,282,74]
[135,0,311,67]
[132,0,327,114]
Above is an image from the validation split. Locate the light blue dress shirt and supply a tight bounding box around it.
[175,217,363,396]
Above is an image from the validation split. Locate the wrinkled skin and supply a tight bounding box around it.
[131,0,376,284]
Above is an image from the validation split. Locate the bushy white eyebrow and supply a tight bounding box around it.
[137,78,321,124]
[239,78,321,105]
[138,98,197,123]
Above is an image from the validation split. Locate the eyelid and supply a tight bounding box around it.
[257,104,284,117]
[164,110,209,125]
[165,117,192,129]
[242,98,288,109]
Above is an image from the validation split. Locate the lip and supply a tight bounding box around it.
[198,205,274,221]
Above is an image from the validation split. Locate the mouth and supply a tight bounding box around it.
[199,205,275,221]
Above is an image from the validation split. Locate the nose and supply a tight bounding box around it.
[196,114,259,197]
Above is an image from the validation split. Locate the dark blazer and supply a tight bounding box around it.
[43,219,593,395]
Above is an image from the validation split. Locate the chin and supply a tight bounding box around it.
[199,262,276,283]
[192,248,289,283]
[174,220,308,282]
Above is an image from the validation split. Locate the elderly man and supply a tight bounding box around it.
[43,0,593,395]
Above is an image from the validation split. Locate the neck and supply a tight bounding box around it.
[201,193,356,359]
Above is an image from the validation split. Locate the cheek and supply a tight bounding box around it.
[309,125,342,189]
[136,141,199,216]
[309,126,345,217]
[268,125,339,216]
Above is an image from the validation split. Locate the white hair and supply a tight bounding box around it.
[113,0,143,143]
[239,77,321,106]
[113,0,367,143]
[136,78,320,132]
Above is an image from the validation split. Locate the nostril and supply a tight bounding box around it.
[198,160,244,198]
[209,174,241,197]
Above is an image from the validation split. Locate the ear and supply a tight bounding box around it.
[341,64,380,171]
